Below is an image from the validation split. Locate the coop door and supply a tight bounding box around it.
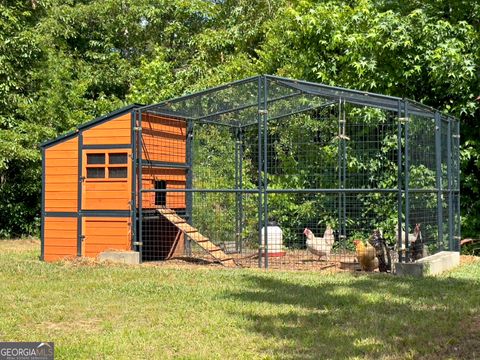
[81,150,131,210]
[82,217,131,257]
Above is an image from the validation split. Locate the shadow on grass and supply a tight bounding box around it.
[224,273,480,359]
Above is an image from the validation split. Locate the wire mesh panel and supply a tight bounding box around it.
[135,75,460,270]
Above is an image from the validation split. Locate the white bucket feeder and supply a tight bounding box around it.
[261,221,286,257]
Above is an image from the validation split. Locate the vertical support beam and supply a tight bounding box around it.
[447,117,454,250]
[137,110,143,262]
[397,100,404,262]
[234,127,239,251]
[337,99,346,241]
[404,101,410,261]
[342,100,347,239]
[185,119,194,256]
[77,131,83,257]
[257,76,263,269]
[435,111,444,251]
[262,75,269,270]
[455,119,461,251]
[41,147,45,261]
[131,111,137,251]
[238,128,244,254]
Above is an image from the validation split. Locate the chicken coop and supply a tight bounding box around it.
[41,75,460,270]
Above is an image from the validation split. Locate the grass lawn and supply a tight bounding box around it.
[0,240,479,359]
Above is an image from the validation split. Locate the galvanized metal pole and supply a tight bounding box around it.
[435,111,444,251]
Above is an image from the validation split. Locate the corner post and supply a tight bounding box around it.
[131,110,137,251]
[41,147,45,261]
[446,116,454,250]
[435,111,444,251]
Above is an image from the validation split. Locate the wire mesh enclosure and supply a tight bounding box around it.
[133,75,460,271]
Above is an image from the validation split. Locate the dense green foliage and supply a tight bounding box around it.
[0,0,479,238]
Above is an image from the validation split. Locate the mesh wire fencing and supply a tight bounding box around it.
[135,76,460,271]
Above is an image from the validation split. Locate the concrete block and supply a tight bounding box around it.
[99,251,140,265]
[395,251,460,277]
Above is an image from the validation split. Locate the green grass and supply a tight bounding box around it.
[0,240,479,359]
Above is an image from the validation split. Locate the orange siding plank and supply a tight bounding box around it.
[44,217,77,262]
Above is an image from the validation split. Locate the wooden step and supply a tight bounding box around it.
[156,208,237,267]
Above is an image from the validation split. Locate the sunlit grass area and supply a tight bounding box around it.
[0,240,479,359]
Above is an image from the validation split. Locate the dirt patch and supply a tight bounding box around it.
[460,255,480,266]
[0,238,39,253]
[41,318,102,333]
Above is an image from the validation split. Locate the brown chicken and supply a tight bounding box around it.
[354,239,379,272]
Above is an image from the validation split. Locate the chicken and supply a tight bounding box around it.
[395,223,421,247]
[369,229,391,273]
[303,226,335,261]
[395,223,424,260]
[354,239,379,272]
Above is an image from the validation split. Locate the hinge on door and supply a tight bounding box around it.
[80,235,86,242]
[80,176,86,182]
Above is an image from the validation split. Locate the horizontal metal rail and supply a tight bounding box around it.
[140,188,445,194]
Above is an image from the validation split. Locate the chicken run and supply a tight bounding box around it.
[134,75,460,272]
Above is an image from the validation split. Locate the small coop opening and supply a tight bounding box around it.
[155,180,167,206]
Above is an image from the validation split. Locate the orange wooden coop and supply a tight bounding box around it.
[41,105,192,262]
[41,104,235,266]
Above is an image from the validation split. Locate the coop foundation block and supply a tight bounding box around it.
[99,251,140,265]
[395,251,460,277]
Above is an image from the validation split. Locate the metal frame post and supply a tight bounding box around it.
[238,128,244,253]
[435,111,444,251]
[234,127,244,253]
[446,117,454,250]
[455,119,461,250]
[257,76,263,268]
[404,100,410,261]
[262,75,269,270]
[137,110,143,261]
[185,119,194,256]
[397,100,404,262]
[131,111,137,251]
[337,99,347,241]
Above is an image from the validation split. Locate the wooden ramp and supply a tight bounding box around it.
[156,208,237,267]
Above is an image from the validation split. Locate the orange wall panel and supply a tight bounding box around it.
[83,217,130,257]
[140,163,186,209]
[82,113,131,145]
[44,137,79,212]
[44,217,77,261]
[142,114,186,163]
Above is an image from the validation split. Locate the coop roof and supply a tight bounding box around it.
[138,75,454,127]
[40,104,143,148]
